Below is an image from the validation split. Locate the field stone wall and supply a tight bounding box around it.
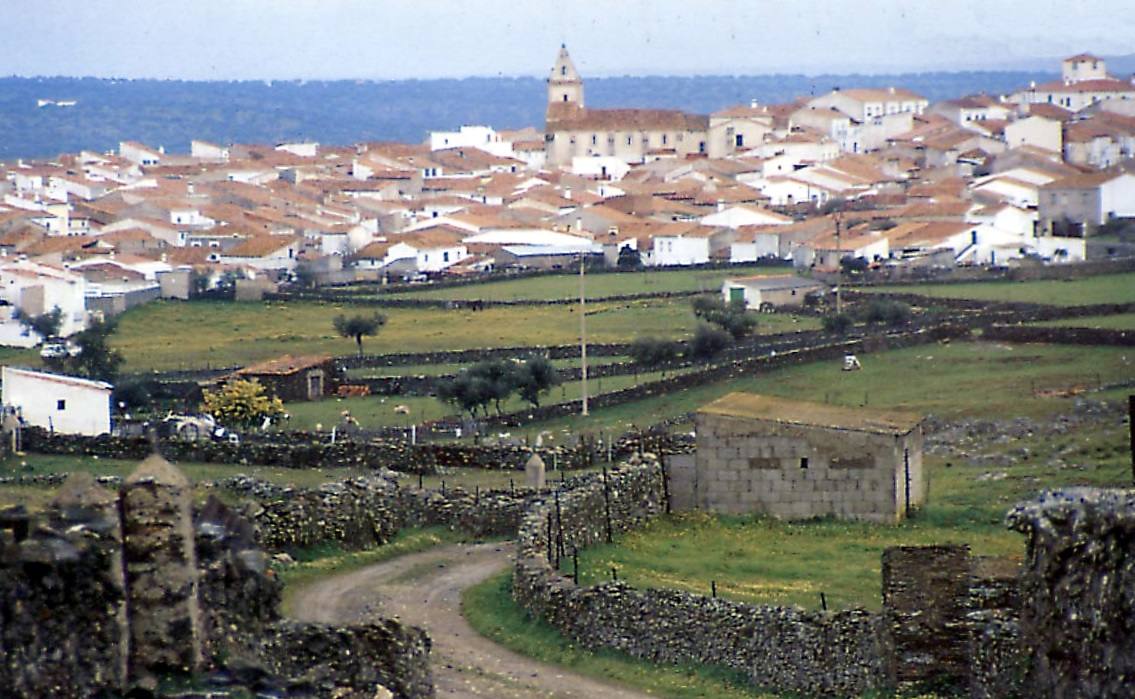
[1007,488,1135,698]
[511,456,885,697]
[259,621,432,699]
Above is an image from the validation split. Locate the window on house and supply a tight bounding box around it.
[443,251,449,262]
[626,136,633,145]
[563,94,568,102]
[591,134,597,146]
[561,65,567,76]
[799,457,809,469]
[662,134,668,145]
[56,399,66,410]
[735,134,744,147]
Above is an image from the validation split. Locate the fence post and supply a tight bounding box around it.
[904,448,911,519]
[602,466,613,544]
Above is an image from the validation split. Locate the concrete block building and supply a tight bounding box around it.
[689,392,925,523]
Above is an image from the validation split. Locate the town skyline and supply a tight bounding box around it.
[4,0,1135,81]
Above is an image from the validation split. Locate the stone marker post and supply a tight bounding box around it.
[525,453,546,489]
[121,453,203,680]
[48,472,130,692]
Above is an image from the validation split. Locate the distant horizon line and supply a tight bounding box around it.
[2,67,1063,84]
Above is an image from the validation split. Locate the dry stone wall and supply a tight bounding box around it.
[0,465,436,699]
[1007,488,1135,698]
[512,457,886,697]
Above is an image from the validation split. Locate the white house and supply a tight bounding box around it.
[1004,116,1063,154]
[721,275,826,309]
[218,236,301,273]
[699,205,792,228]
[0,259,88,347]
[650,226,730,267]
[571,156,631,181]
[385,228,469,273]
[1,366,112,435]
[429,125,516,158]
[806,87,929,123]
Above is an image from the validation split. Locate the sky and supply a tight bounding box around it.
[3,0,1133,80]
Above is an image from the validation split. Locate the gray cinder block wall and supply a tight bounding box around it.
[688,393,925,523]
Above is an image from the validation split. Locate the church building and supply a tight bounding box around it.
[544,45,712,167]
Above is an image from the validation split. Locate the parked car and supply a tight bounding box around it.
[39,338,80,360]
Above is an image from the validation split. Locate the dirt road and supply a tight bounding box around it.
[287,542,654,699]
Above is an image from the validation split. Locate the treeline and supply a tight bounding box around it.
[0,70,1054,159]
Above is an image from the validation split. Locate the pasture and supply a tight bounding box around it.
[110,298,817,371]
[383,265,790,301]
[862,271,1135,306]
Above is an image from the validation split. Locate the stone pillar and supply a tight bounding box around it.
[48,472,129,692]
[121,454,203,679]
[1007,488,1135,697]
[881,545,972,691]
[525,453,546,489]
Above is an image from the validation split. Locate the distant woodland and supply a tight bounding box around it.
[0,71,1058,160]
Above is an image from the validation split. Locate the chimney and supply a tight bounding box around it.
[608,225,619,238]
[716,199,725,212]
[575,217,582,232]
[1029,80,1037,89]
[750,99,759,109]
[564,187,572,200]
[888,86,896,95]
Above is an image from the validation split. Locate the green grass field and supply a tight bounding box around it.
[284,365,699,430]
[1029,313,1135,330]
[384,266,790,301]
[518,341,1135,437]
[573,406,1130,612]
[864,272,1135,306]
[110,299,817,371]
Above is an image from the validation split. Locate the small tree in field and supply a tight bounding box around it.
[333,313,387,356]
[202,379,285,429]
[513,356,560,408]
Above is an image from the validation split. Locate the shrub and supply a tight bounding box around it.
[822,313,854,335]
[687,324,732,362]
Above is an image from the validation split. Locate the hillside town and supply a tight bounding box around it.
[2,11,1135,695]
[1,48,1133,347]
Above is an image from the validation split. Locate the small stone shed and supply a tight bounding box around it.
[721,274,826,310]
[688,392,925,523]
[230,354,337,402]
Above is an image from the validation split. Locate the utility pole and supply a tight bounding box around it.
[834,211,843,315]
[580,253,589,416]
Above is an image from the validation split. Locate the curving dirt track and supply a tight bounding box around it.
[287,542,653,699]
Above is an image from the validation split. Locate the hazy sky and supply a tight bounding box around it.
[3,0,1133,80]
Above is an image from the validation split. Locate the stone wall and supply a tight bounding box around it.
[0,488,127,699]
[260,621,432,699]
[880,545,973,689]
[691,412,924,523]
[982,323,1135,347]
[0,464,436,699]
[22,427,633,474]
[1007,488,1135,697]
[511,456,886,697]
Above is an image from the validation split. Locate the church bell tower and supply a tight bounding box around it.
[546,44,584,120]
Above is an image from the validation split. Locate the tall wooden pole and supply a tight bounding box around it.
[580,253,589,416]
[834,212,843,315]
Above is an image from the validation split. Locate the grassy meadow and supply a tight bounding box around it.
[518,340,1135,437]
[382,265,791,301]
[109,298,818,372]
[862,271,1135,306]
